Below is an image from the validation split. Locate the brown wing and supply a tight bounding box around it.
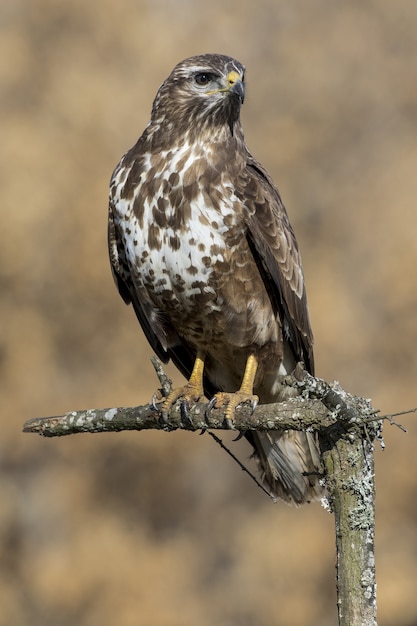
[240,156,314,374]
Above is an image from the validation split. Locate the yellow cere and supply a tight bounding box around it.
[227,70,241,87]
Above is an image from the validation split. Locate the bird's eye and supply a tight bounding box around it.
[195,73,212,86]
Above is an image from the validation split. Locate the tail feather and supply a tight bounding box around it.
[250,430,323,505]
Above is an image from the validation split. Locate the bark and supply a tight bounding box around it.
[23,360,382,626]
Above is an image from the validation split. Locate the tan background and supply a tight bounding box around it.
[2,1,417,624]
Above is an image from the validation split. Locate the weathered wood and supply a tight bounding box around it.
[23,361,384,626]
[22,396,330,437]
[322,430,377,626]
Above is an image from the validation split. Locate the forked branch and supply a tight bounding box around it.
[23,359,397,626]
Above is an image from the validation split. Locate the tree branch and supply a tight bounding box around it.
[22,362,376,438]
[23,359,389,626]
[22,395,331,437]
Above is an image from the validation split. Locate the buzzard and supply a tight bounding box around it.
[108,54,322,504]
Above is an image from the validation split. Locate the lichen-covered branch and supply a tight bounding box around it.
[23,361,383,626]
[22,362,378,439]
[23,395,329,437]
[320,410,379,626]
[323,435,377,626]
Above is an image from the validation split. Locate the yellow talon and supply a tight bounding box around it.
[207,353,259,424]
[160,352,206,420]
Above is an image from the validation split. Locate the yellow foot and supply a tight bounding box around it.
[160,383,205,421]
[206,391,259,426]
[158,351,206,422]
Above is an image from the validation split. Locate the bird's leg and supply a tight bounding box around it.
[207,354,259,426]
[160,350,206,421]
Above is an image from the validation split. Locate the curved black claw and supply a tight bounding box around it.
[224,417,235,430]
[180,400,194,428]
[233,430,246,441]
[250,397,259,415]
[204,396,217,421]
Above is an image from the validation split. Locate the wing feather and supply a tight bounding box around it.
[241,157,314,374]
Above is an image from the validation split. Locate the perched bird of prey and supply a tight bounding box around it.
[108,53,323,504]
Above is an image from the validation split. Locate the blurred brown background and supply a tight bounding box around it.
[2,1,417,624]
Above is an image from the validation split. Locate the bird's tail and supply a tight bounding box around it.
[249,430,323,504]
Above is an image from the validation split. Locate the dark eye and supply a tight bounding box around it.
[195,73,212,86]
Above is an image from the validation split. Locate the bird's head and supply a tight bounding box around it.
[175,54,245,104]
[149,54,246,142]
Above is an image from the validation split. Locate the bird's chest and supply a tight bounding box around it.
[120,161,245,322]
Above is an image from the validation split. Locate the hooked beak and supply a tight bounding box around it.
[227,70,245,103]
